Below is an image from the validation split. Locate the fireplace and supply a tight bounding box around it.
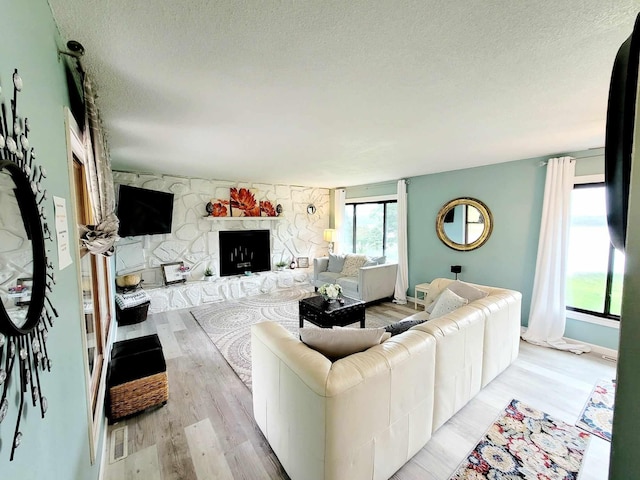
[219,229,271,277]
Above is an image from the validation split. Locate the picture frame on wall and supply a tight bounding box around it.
[162,262,187,286]
[297,257,309,268]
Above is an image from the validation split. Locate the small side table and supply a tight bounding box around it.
[414,283,431,310]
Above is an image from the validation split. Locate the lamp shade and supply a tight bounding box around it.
[323,229,337,242]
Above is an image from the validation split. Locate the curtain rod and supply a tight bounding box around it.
[538,147,604,167]
[58,40,86,76]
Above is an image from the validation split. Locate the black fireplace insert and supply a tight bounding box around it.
[219,229,271,276]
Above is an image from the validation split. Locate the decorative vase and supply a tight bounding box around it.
[322,295,337,303]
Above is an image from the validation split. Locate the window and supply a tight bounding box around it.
[66,110,113,463]
[343,200,398,262]
[566,182,624,319]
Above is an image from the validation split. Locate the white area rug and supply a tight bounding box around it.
[190,287,394,390]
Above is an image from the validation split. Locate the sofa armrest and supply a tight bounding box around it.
[358,263,398,303]
[313,257,329,282]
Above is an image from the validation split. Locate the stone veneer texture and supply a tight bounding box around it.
[112,171,330,286]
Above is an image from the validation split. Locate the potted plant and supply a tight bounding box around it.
[275,261,288,271]
[204,267,214,281]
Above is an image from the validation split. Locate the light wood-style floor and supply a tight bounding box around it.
[104,299,615,480]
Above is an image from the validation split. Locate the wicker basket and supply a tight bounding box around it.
[107,334,168,423]
[109,372,168,422]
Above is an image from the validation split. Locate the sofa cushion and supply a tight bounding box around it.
[363,255,386,267]
[299,327,387,360]
[340,254,369,276]
[426,280,487,313]
[447,280,489,303]
[385,316,429,336]
[429,288,468,319]
[317,272,342,284]
[327,253,347,273]
[336,276,358,293]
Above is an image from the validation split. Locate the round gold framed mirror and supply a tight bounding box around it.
[436,197,493,251]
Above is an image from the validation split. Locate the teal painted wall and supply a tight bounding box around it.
[0,1,100,479]
[406,150,619,350]
[407,157,546,323]
[348,148,618,350]
[564,318,619,350]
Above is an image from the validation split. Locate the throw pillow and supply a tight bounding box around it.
[385,317,429,336]
[429,288,469,319]
[299,327,387,360]
[340,254,369,277]
[363,255,386,267]
[327,253,346,273]
[447,280,489,303]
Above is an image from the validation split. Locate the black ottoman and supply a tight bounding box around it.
[107,334,168,423]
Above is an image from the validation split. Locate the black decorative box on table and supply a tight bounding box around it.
[107,334,168,423]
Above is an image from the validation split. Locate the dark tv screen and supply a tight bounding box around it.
[117,185,174,237]
[605,13,639,252]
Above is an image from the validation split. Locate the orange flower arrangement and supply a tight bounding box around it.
[260,200,276,217]
[211,202,228,217]
[230,188,260,216]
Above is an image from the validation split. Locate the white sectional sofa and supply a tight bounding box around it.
[251,278,522,480]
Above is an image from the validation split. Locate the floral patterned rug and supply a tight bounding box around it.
[450,399,590,479]
[576,379,615,442]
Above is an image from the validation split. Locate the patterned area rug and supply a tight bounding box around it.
[190,287,394,390]
[576,379,615,442]
[450,399,590,479]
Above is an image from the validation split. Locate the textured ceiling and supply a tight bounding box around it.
[48,0,639,188]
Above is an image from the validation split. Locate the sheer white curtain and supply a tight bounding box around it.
[333,188,346,253]
[394,179,408,304]
[522,157,590,354]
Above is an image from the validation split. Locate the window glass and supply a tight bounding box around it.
[355,203,384,257]
[566,184,624,318]
[343,204,354,253]
[344,200,398,261]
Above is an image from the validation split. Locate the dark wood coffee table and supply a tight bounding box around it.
[299,295,366,328]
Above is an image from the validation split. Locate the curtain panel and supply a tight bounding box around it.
[80,75,119,256]
[394,179,408,304]
[522,157,589,353]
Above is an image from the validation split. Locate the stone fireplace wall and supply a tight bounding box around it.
[112,171,330,286]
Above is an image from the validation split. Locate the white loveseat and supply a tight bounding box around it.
[251,278,522,480]
[313,254,398,303]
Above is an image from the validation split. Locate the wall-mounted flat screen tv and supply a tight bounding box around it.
[117,185,174,237]
[605,12,639,252]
